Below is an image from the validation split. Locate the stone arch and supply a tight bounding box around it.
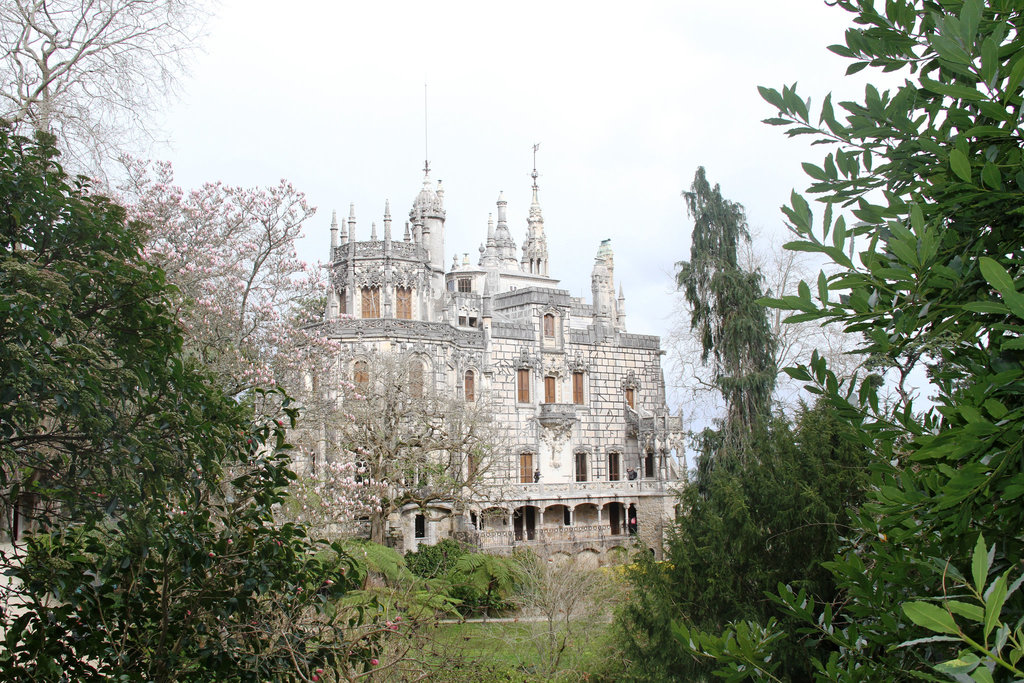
[479,506,508,531]
[542,503,571,528]
[576,548,601,570]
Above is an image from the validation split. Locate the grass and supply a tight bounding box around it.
[424,619,622,682]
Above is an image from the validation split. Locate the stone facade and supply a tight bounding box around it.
[321,164,683,562]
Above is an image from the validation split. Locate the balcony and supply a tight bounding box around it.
[502,479,672,502]
[456,524,638,551]
[537,403,576,428]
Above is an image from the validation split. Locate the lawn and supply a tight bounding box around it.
[424,618,622,682]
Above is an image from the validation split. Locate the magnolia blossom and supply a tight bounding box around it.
[117,158,336,400]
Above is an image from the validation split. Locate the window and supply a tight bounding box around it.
[409,359,424,399]
[353,360,368,388]
[519,452,534,484]
[361,287,380,318]
[464,370,475,402]
[414,514,426,539]
[625,387,635,409]
[563,507,571,526]
[395,286,412,319]
[572,372,584,405]
[575,452,587,482]
[543,313,555,337]
[608,452,621,481]
[544,376,556,403]
[339,289,347,315]
[645,451,655,478]
[458,278,472,293]
[517,368,530,403]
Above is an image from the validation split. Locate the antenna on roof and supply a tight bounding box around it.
[531,142,541,190]
[423,83,430,176]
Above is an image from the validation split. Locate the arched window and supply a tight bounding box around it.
[395,286,412,319]
[464,370,475,402]
[361,286,380,318]
[353,360,368,388]
[338,289,347,315]
[543,313,555,337]
[644,450,655,478]
[575,452,588,482]
[409,359,424,399]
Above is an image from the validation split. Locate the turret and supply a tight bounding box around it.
[409,167,446,273]
[330,209,339,251]
[592,239,616,328]
[493,192,519,267]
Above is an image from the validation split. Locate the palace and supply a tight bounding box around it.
[321,162,683,564]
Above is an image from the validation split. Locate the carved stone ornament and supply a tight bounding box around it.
[621,369,639,391]
[390,262,421,288]
[566,351,589,374]
[354,265,385,288]
[515,347,542,371]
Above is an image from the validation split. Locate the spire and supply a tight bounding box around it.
[530,142,542,213]
[370,221,378,241]
[403,221,411,243]
[616,284,626,331]
[348,203,357,242]
[493,192,518,266]
[480,212,497,267]
[522,143,549,275]
[330,209,339,249]
[383,200,392,242]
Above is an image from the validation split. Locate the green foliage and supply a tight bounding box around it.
[0,129,375,681]
[617,402,870,680]
[405,538,468,579]
[693,0,1024,679]
[899,534,1024,680]
[450,551,521,618]
[676,167,777,462]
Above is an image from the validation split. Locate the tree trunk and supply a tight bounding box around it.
[370,513,386,545]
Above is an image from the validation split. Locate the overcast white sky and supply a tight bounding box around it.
[156,0,873,414]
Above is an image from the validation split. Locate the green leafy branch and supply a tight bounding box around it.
[901,533,1024,681]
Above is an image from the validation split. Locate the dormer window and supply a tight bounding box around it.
[458,278,472,293]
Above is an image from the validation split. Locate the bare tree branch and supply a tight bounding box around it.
[0,0,208,174]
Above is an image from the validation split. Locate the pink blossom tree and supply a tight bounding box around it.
[118,158,332,400]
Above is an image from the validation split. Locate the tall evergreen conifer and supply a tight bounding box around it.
[675,167,777,471]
